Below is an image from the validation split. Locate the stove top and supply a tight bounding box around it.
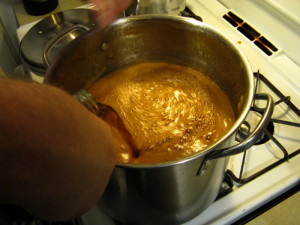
[187,0,300,107]
[182,1,300,224]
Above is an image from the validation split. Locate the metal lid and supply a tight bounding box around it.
[19,8,97,75]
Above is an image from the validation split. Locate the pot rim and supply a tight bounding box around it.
[107,15,254,169]
[45,15,254,168]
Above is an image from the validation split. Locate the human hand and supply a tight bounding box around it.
[89,0,133,28]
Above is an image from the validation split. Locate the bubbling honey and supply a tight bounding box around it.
[88,62,235,164]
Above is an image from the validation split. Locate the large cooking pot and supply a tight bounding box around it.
[44,15,274,224]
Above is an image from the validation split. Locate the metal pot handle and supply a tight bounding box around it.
[43,24,90,67]
[197,93,274,175]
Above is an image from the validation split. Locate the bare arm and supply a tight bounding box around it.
[89,0,133,28]
[0,78,115,221]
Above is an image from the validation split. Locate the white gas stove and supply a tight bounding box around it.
[12,1,300,225]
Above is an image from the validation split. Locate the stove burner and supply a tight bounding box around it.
[255,121,274,145]
[236,110,275,145]
[226,71,300,185]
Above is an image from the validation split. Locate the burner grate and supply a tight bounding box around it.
[225,71,300,185]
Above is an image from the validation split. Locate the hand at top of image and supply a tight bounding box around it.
[89,0,133,28]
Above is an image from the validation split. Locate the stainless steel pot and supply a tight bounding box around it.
[19,8,96,76]
[44,15,274,225]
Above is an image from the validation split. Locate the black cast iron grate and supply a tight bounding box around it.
[222,71,300,190]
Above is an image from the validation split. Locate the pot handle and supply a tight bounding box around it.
[43,24,90,67]
[196,93,274,176]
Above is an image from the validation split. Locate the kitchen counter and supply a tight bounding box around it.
[246,191,299,225]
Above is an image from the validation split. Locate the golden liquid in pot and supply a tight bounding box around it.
[88,62,235,164]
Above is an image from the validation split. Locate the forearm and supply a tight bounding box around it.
[0,78,115,221]
[89,0,133,28]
